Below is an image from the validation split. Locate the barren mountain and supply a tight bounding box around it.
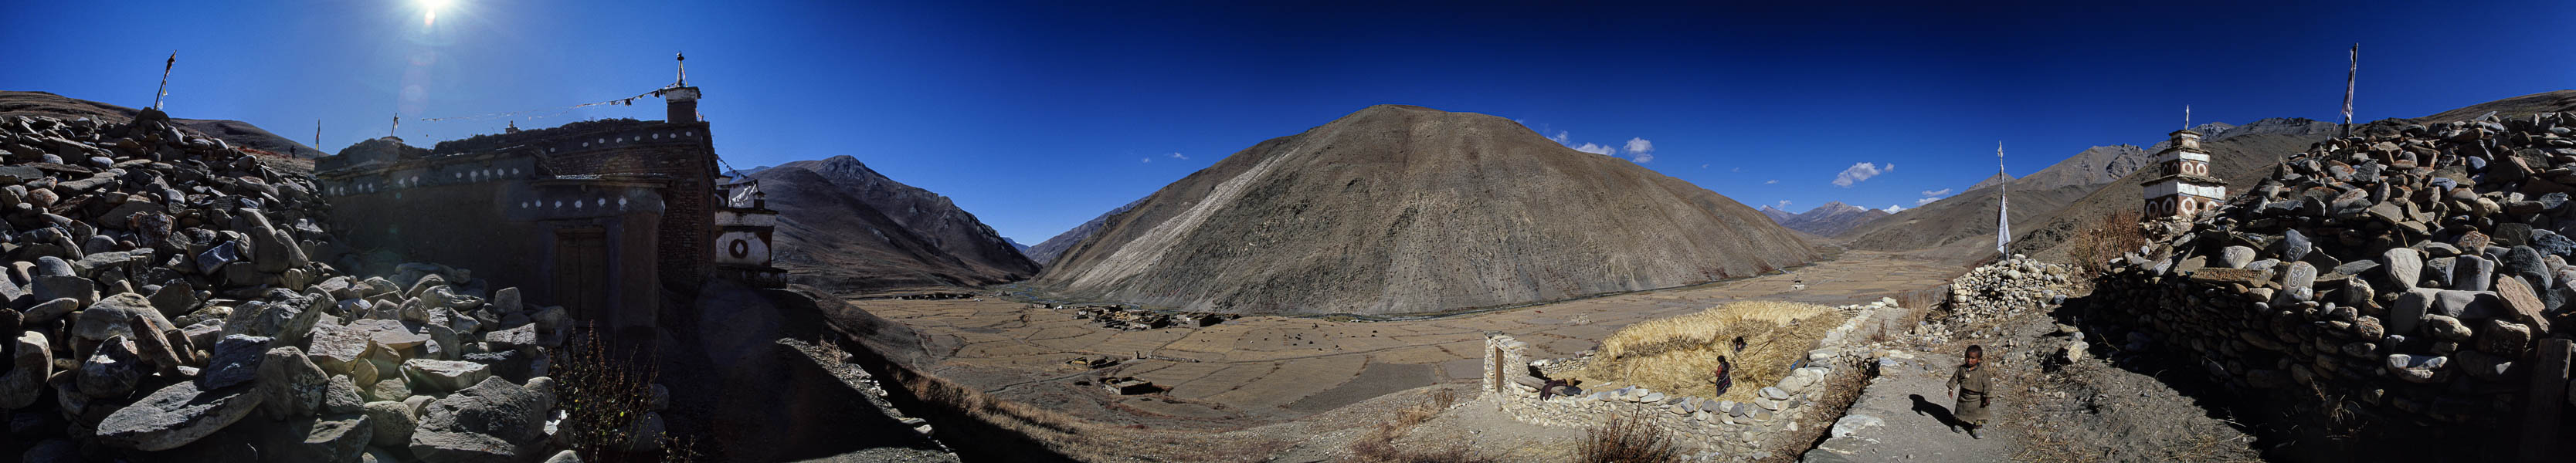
[1758,205,1798,223]
[1030,104,1816,315]
[1763,201,1889,236]
[748,156,1038,290]
[0,90,321,157]
[1026,197,1144,265]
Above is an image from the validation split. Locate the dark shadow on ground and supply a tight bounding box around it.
[1908,394,1964,433]
[2052,292,2527,462]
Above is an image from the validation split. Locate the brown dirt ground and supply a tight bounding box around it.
[864,251,1957,432]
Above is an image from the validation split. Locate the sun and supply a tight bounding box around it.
[418,0,454,27]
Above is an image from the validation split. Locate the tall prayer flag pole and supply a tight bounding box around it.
[153,52,176,110]
[1997,141,2011,256]
[2343,43,2357,137]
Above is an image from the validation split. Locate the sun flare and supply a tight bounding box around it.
[419,0,453,27]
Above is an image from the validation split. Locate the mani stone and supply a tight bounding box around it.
[2276,229,2313,262]
[95,380,265,451]
[2494,276,2556,333]
[2221,246,2257,269]
[2280,262,2319,292]
[2456,256,2496,292]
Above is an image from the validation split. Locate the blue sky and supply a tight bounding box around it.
[5,1,2571,244]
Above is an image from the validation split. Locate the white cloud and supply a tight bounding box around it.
[1763,179,1779,184]
[1623,137,1655,163]
[1732,167,1743,172]
[1883,204,1906,213]
[1572,143,1615,156]
[1701,164,1710,169]
[1776,200,1792,208]
[1140,157,1152,163]
[1916,197,1942,206]
[1832,162,1890,187]
[1551,130,1571,144]
[1169,152,1188,160]
[1921,188,1952,197]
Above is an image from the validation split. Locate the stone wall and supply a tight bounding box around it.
[1481,299,1905,461]
[2081,113,2576,452]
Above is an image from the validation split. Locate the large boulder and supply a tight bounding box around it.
[1,331,53,408]
[403,359,493,394]
[199,335,273,390]
[256,346,330,420]
[364,400,419,448]
[75,336,144,398]
[94,380,265,451]
[409,377,555,463]
[259,413,373,463]
[71,293,174,343]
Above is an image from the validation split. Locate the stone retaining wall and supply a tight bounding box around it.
[1481,299,1906,461]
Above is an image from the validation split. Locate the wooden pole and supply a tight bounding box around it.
[2521,339,2570,462]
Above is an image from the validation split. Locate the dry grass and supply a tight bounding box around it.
[2067,210,2146,277]
[1576,412,1680,463]
[1346,389,1495,463]
[1572,301,1844,403]
[886,363,1287,462]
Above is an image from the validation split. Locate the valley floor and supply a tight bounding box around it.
[850,251,1960,434]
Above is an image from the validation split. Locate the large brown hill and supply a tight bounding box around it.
[748,156,1038,291]
[1031,104,1816,315]
[0,90,321,157]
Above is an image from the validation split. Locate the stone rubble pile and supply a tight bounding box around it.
[0,110,587,461]
[1487,298,1902,461]
[2087,111,2576,424]
[1912,255,2074,345]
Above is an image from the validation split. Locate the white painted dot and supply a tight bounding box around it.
[652,133,660,140]
[553,200,562,208]
[596,198,606,207]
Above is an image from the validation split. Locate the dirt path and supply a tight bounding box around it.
[1804,351,2015,462]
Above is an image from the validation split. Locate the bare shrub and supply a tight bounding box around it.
[554,323,693,462]
[2068,210,2146,276]
[1576,412,1678,463]
[1347,389,1492,463]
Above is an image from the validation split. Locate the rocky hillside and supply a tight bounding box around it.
[0,108,596,461]
[1025,197,1143,265]
[1763,201,1889,237]
[747,155,1037,290]
[1030,104,1817,315]
[0,90,320,158]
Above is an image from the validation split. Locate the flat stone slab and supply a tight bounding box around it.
[96,380,264,451]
